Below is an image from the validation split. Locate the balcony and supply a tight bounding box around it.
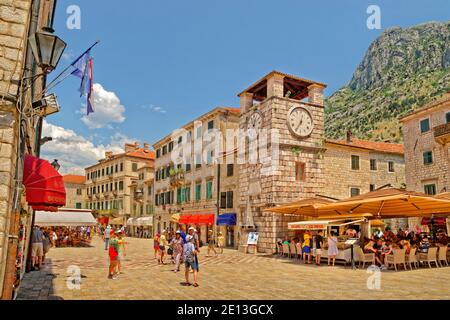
[169,168,185,187]
[96,209,119,217]
[112,190,118,197]
[94,194,100,199]
[434,123,450,145]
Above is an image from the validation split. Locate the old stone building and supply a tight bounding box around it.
[62,175,85,209]
[400,93,450,195]
[0,0,62,299]
[236,71,407,253]
[400,93,449,231]
[128,165,155,237]
[323,137,405,200]
[84,142,155,227]
[152,107,240,245]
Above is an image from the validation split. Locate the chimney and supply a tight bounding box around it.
[134,141,140,149]
[105,151,113,158]
[346,130,353,143]
[124,143,135,153]
[143,142,149,150]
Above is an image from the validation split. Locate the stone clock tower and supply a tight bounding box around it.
[237,71,327,253]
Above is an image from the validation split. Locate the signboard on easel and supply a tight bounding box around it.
[247,232,259,245]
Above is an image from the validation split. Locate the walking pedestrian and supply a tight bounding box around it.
[104,225,112,250]
[153,232,160,260]
[159,230,168,265]
[42,228,51,264]
[108,232,120,279]
[183,234,199,287]
[302,231,312,264]
[217,232,225,254]
[117,230,126,274]
[206,230,217,257]
[31,225,45,271]
[171,231,184,272]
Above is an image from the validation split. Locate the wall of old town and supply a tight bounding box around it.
[401,96,450,194]
[323,144,405,200]
[0,0,33,298]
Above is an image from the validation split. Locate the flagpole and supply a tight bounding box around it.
[42,40,100,94]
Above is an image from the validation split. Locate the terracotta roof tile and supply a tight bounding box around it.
[326,138,404,155]
[125,148,155,160]
[63,175,86,184]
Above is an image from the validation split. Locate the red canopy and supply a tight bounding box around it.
[178,214,214,226]
[421,217,447,225]
[23,154,66,211]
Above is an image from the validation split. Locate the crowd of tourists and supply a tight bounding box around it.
[363,226,449,269]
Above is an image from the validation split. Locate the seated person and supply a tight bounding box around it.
[400,239,411,254]
[364,239,377,253]
[380,239,393,267]
[418,237,431,253]
[372,239,384,266]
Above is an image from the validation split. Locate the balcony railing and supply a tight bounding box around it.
[434,123,450,144]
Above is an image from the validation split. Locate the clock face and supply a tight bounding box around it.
[287,106,314,138]
[247,112,263,138]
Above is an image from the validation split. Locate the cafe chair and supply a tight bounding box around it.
[282,243,290,258]
[356,247,375,269]
[385,248,407,271]
[418,247,439,268]
[289,243,297,259]
[405,247,419,270]
[437,245,449,267]
[296,242,303,260]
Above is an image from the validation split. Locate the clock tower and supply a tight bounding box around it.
[237,71,327,253]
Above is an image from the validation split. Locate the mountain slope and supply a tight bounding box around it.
[325,21,450,142]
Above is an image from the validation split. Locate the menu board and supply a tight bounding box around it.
[247,232,259,245]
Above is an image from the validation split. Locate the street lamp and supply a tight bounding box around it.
[51,159,60,171]
[28,27,66,74]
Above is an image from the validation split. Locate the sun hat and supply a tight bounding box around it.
[176,230,181,234]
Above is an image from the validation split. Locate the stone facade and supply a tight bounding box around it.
[62,175,86,209]
[237,71,407,254]
[400,93,450,194]
[152,107,240,245]
[0,0,58,299]
[323,141,405,200]
[84,143,154,226]
[128,165,154,237]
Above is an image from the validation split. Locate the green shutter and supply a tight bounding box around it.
[177,188,182,203]
[206,181,213,199]
[195,184,201,201]
[181,187,186,202]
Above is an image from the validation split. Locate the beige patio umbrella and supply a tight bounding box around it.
[436,192,450,200]
[316,188,450,218]
[264,197,335,217]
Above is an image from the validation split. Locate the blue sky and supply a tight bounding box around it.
[41,0,450,174]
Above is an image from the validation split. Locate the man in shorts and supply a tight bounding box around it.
[302,231,312,264]
[31,225,44,271]
[315,230,324,266]
[184,234,199,287]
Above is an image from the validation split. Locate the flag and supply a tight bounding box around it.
[70,49,91,97]
[87,58,94,115]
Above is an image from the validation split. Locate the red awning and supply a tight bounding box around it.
[179,214,215,226]
[23,155,66,210]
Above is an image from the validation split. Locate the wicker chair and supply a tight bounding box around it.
[356,247,375,269]
[405,247,419,270]
[437,245,449,267]
[282,243,290,258]
[296,242,303,260]
[289,243,297,259]
[385,248,407,271]
[418,247,439,268]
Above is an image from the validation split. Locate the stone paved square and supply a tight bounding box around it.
[16,236,450,300]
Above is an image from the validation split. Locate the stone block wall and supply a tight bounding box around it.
[0,0,32,298]
[402,98,450,193]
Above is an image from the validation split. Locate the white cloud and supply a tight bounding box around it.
[80,83,126,129]
[40,120,134,175]
[141,104,167,114]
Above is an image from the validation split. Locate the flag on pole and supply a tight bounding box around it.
[70,49,91,97]
[87,58,94,115]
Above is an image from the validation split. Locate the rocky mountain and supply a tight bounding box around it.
[325,21,450,142]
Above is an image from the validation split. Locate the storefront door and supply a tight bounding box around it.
[226,226,234,247]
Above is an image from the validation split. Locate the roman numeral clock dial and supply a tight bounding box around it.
[247,111,263,139]
[287,106,314,138]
